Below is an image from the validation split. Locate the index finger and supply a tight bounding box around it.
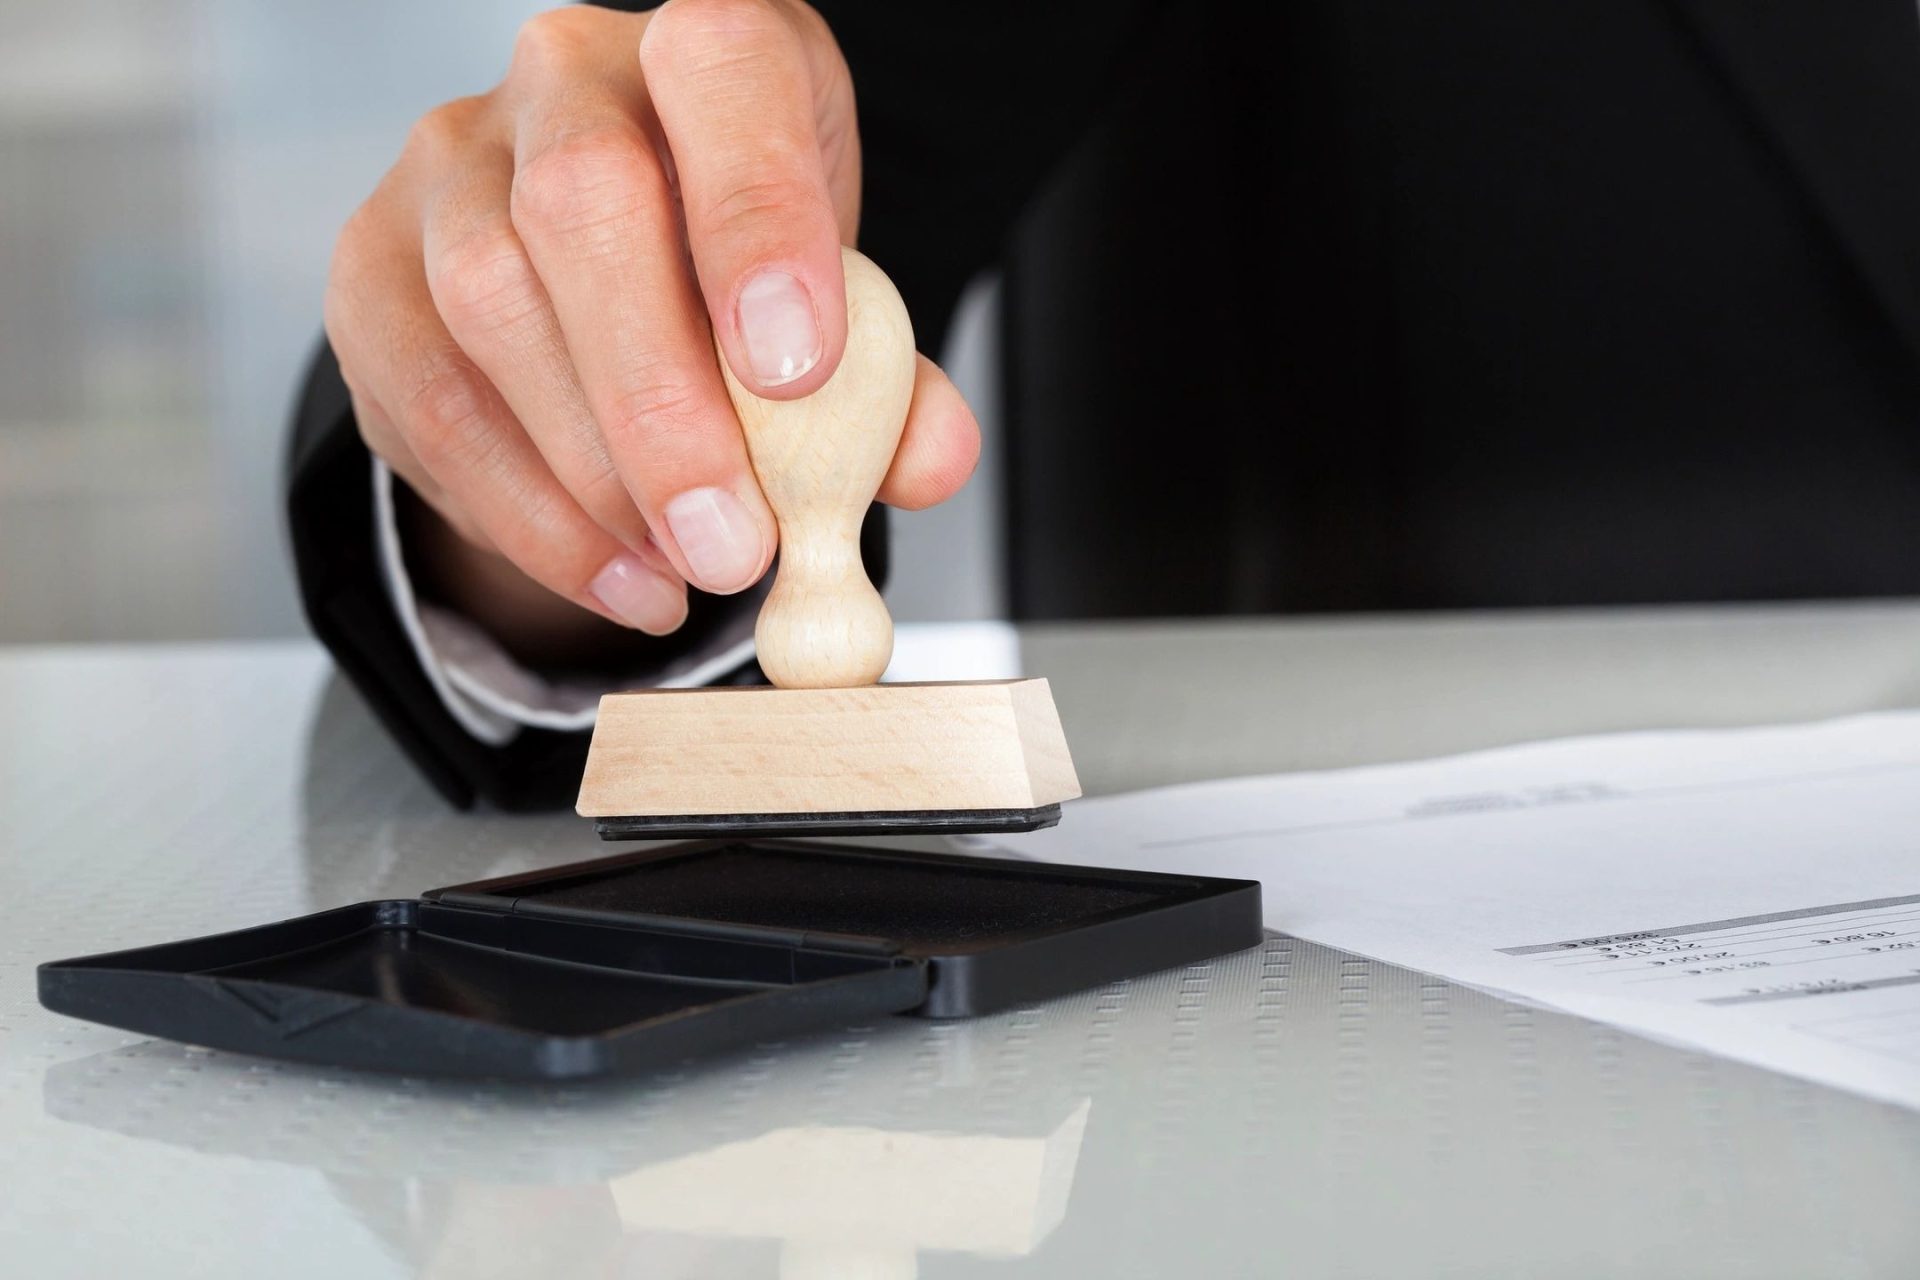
[640,0,849,399]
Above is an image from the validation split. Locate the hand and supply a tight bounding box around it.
[324,0,980,644]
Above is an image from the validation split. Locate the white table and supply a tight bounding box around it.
[6,604,1920,1278]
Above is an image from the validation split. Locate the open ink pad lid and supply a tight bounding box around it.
[38,840,1262,1081]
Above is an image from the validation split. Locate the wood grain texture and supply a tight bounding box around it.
[719,246,916,689]
[576,679,1082,817]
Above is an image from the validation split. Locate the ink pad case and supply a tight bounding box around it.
[39,840,1262,1081]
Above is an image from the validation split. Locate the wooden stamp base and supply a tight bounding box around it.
[576,678,1081,826]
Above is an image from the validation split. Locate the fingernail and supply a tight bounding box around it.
[737,270,821,387]
[665,486,764,593]
[589,552,688,634]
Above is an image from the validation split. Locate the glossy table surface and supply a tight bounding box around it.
[6,604,1920,1278]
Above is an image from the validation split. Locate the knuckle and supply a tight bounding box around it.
[772,0,834,55]
[322,239,376,357]
[502,501,597,589]
[403,97,483,163]
[576,458,635,510]
[573,458,647,529]
[326,201,381,290]
[511,132,661,244]
[644,0,782,61]
[400,361,498,470]
[602,372,713,454]
[785,0,829,33]
[701,173,830,242]
[429,229,542,333]
[510,8,601,77]
[520,493,581,550]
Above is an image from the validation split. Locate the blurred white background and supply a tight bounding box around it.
[0,0,1003,644]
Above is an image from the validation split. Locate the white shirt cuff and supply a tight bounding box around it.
[372,459,758,746]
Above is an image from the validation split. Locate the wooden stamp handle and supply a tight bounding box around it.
[718,247,916,689]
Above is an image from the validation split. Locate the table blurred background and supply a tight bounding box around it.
[0,0,1006,643]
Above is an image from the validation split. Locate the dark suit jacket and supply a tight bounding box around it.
[287,0,1920,808]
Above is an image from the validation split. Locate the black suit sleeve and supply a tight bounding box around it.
[284,3,1152,809]
[817,0,1158,354]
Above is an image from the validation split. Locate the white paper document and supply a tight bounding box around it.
[982,713,1920,1111]
[883,621,1023,683]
